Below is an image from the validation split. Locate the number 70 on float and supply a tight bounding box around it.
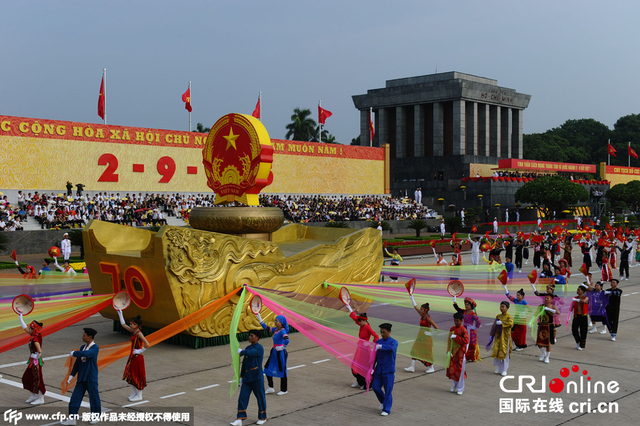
[99,262,154,309]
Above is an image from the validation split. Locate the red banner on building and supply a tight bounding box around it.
[498,159,596,174]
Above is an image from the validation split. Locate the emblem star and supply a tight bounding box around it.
[224,128,239,150]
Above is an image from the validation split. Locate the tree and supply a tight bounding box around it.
[322,133,337,144]
[193,123,210,133]
[285,108,317,141]
[514,176,589,218]
[407,219,428,237]
[351,136,361,146]
[611,114,640,166]
[310,126,328,143]
[606,180,640,212]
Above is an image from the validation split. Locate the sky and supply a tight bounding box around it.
[1,1,639,145]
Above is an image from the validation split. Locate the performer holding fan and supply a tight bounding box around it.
[115,292,150,402]
[342,287,379,390]
[404,279,438,373]
[255,305,290,396]
[15,295,46,405]
[449,282,482,362]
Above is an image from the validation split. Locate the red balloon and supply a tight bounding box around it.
[48,246,61,258]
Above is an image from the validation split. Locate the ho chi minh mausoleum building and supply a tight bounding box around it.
[353,72,535,214]
[352,72,610,220]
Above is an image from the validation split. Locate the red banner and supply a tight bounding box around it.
[498,158,596,173]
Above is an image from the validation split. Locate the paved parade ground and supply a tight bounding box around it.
[1,249,639,426]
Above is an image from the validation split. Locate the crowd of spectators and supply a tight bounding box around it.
[0,190,438,231]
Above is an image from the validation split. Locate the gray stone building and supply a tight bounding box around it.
[352,72,532,216]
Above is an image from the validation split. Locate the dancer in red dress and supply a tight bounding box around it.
[117,310,150,402]
[345,306,378,389]
[446,312,470,395]
[19,314,46,405]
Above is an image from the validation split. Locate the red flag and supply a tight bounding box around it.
[182,87,192,113]
[10,250,17,261]
[504,227,510,236]
[97,76,105,119]
[252,96,260,119]
[497,270,508,285]
[369,111,375,142]
[318,106,332,125]
[579,263,588,275]
[471,225,477,233]
[629,145,639,159]
[527,269,538,284]
[608,142,617,157]
[452,232,458,242]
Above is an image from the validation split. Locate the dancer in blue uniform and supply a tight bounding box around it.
[256,313,290,395]
[372,323,398,416]
[231,329,267,426]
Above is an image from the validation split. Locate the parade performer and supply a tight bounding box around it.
[535,295,556,364]
[503,286,528,350]
[434,249,448,266]
[604,279,622,341]
[452,296,482,362]
[580,238,592,273]
[372,323,398,416]
[446,312,470,395]
[587,281,608,335]
[450,241,462,266]
[514,239,523,272]
[117,310,150,402]
[54,258,78,276]
[617,239,631,280]
[601,247,613,282]
[487,301,513,376]
[62,328,100,426]
[384,247,403,282]
[571,284,590,350]
[345,306,378,389]
[231,329,267,426]
[404,294,438,374]
[19,314,45,405]
[61,232,72,261]
[469,235,481,266]
[16,262,37,279]
[256,314,289,395]
[563,237,573,267]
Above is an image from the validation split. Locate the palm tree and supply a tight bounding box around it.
[285,108,317,141]
[322,133,337,144]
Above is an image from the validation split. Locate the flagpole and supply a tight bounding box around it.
[318,100,322,142]
[608,139,610,166]
[188,81,192,132]
[369,107,373,147]
[259,92,262,122]
[103,68,107,125]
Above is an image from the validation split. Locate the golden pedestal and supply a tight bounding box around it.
[84,219,382,337]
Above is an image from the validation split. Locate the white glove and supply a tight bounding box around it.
[450,334,457,340]
[346,304,353,313]
[543,307,556,314]
[53,256,58,264]
[375,344,382,351]
[30,353,39,359]
[530,282,537,291]
[496,320,502,325]
[572,297,579,302]
[14,260,19,266]
[424,331,432,336]
[256,313,263,323]
[67,375,73,384]
[452,295,457,304]
[276,346,284,352]
[19,313,27,330]
[69,351,75,357]
[117,309,126,326]
[133,349,144,355]
[502,284,508,293]
[237,348,243,354]
[446,351,452,358]
[409,294,417,307]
